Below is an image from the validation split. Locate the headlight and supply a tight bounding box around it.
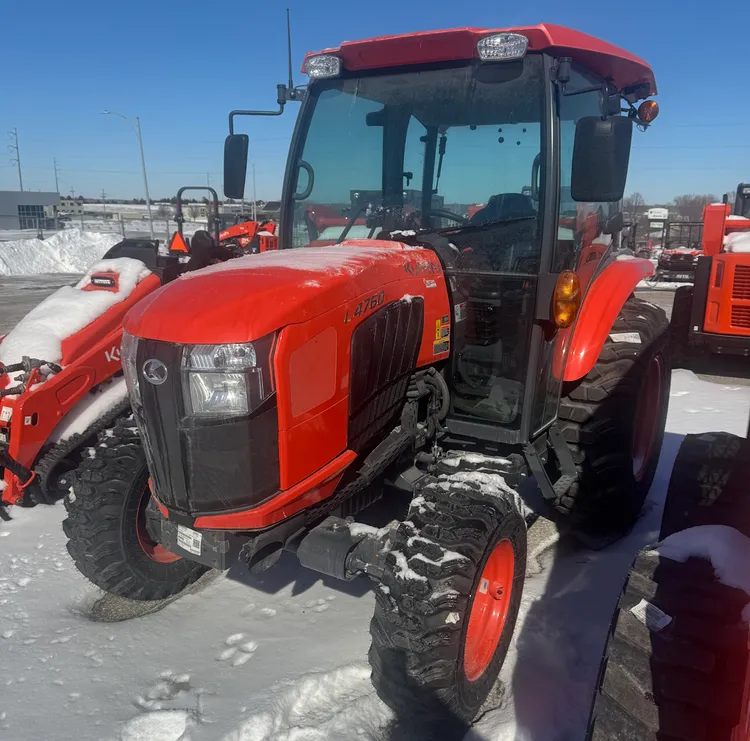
[121,331,141,406]
[181,335,275,418]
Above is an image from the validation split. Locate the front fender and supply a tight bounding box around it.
[563,257,654,382]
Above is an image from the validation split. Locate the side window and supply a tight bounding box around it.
[291,87,384,247]
[555,68,616,290]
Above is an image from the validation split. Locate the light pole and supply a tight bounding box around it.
[101,110,154,239]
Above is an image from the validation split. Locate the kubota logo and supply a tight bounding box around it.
[105,346,120,363]
[142,359,168,386]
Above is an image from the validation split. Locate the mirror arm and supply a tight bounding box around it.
[228,85,307,134]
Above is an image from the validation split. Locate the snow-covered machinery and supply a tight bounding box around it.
[64,23,669,728]
[672,188,750,360]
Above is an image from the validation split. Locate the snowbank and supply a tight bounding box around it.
[0,229,120,276]
[0,257,150,370]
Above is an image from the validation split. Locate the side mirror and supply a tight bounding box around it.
[224,134,249,200]
[571,116,632,203]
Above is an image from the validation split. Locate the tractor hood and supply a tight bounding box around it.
[123,242,425,344]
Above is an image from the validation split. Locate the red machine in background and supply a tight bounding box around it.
[219,220,278,253]
[672,186,750,359]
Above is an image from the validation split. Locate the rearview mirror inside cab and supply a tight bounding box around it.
[571,116,632,203]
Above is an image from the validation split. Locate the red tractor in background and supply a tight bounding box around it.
[64,24,667,730]
[0,187,260,518]
[672,185,750,361]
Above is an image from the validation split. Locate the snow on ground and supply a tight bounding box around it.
[0,229,120,276]
[0,369,748,741]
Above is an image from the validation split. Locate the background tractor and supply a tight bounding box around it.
[672,183,750,363]
[64,23,667,730]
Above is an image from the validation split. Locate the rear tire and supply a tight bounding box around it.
[557,297,671,536]
[586,548,749,741]
[63,415,207,601]
[369,464,526,733]
[660,432,750,540]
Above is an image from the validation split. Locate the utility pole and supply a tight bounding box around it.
[8,128,23,191]
[101,188,107,217]
[252,164,257,221]
[101,111,154,239]
[53,158,60,193]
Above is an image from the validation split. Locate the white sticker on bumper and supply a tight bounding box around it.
[177,525,202,556]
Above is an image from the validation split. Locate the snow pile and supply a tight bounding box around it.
[0,229,120,276]
[0,257,151,370]
[725,231,750,253]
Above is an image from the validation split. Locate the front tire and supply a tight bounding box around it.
[557,297,671,536]
[63,415,207,601]
[369,464,526,731]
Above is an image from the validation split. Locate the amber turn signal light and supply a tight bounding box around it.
[638,100,659,123]
[554,270,581,328]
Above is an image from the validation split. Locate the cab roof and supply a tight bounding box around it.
[303,24,656,98]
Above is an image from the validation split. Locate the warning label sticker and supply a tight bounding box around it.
[610,331,642,344]
[630,598,672,632]
[454,302,467,323]
[435,320,442,340]
[433,340,450,355]
[441,314,450,326]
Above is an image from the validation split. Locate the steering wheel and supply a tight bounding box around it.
[424,208,471,226]
[293,161,315,201]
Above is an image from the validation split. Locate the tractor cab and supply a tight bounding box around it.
[225,26,659,444]
[736,183,750,219]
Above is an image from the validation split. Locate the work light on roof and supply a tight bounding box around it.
[477,33,529,61]
[303,55,342,79]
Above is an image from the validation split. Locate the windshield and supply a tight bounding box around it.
[289,57,545,259]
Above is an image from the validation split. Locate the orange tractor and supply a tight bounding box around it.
[671,184,750,361]
[65,24,666,728]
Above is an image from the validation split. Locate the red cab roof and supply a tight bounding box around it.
[303,24,656,97]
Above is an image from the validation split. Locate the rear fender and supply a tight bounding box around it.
[562,257,654,382]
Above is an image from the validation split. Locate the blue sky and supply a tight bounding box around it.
[1,0,748,203]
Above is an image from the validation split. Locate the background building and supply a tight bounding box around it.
[0,191,60,230]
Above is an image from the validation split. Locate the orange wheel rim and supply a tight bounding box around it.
[632,354,664,481]
[136,485,181,564]
[463,539,515,682]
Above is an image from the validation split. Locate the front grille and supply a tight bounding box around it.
[731,305,750,329]
[733,265,750,300]
[136,338,279,516]
[659,254,696,270]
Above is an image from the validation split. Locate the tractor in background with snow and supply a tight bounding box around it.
[64,24,668,729]
[0,186,272,520]
[671,185,750,363]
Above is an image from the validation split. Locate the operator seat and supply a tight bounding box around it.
[469,193,537,226]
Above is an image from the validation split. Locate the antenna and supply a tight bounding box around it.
[286,9,294,92]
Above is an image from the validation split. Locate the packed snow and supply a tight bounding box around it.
[0,229,120,276]
[0,369,747,741]
[0,258,150,372]
[655,525,750,598]
[48,378,128,443]
[725,230,750,253]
